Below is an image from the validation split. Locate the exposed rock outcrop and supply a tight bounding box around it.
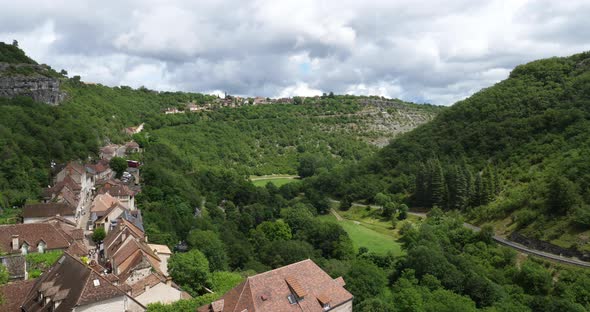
[0,63,66,105]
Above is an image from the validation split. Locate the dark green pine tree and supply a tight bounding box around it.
[413,164,428,207]
[454,165,470,210]
[473,172,485,207]
[482,165,495,204]
[430,159,446,208]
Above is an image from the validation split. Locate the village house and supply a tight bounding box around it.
[42,174,82,217]
[125,141,141,154]
[22,202,76,224]
[197,259,353,312]
[85,159,113,183]
[93,201,129,234]
[98,180,136,210]
[100,220,188,306]
[0,279,36,311]
[148,243,172,276]
[124,123,144,135]
[19,252,146,312]
[186,102,206,112]
[99,144,126,160]
[0,219,86,256]
[163,107,181,114]
[90,193,138,232]
[2,255,27,281]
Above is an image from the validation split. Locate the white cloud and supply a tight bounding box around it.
[278,82,323,98]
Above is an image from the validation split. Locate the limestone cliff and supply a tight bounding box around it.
[0,63,67,105]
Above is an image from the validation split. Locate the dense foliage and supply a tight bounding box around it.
[318,52,590,250]
[0,42,36,64]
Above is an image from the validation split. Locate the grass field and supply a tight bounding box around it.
[317,213,403,256]
[250,175,299,187]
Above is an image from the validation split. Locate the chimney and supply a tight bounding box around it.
[145,235,148,243]
[12,235,19,251]
[166,276,172,286]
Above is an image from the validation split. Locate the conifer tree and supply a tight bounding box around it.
[431,159,446,208]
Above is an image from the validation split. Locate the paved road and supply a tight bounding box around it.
[329,199,590,268]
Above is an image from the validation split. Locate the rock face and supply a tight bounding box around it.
[0,63,66,105]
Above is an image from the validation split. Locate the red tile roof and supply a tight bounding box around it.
[0,279,36,312]
[20,252,146,311]
[197,259,352,312]
[0,223,71,254]
[23,202,75,219]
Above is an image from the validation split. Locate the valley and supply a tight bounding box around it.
[2,42,590,312]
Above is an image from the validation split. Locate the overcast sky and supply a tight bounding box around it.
[1,0,589,105]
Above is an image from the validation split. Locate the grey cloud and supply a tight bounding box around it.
[1,0,589,105]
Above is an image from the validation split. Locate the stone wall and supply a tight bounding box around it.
[509,232,590,261]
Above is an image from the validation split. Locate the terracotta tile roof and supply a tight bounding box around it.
[21,252,146,311]
[1,255,26,279]
[99,183,134,197]
[104,223,145,259]
[120,218,145,239]
[67,240,89,257]
[23,202,75,219]
[91,193,118,214]
[148,244,172,255]
[197,259,353,312]
[130,273,163,297]
[95,202,127,224]
[86,159,111,174]
[40,217,84,243]
[100,145,116,154]
[0,223,71,254]
[0,279,36,311]
[126,141,140,149]
[64,162,85,176]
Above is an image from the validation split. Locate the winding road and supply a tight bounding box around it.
[329,199,590,268]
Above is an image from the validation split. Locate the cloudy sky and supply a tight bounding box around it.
[1,0,589,105]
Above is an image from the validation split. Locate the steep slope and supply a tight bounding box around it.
[324,51,590,252]
[0,43,439,212]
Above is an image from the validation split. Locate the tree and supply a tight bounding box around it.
[382,201,396,219]
[12,39,18,47]
[187,230,228,272]
[344,259,387,303]
[339,195,353,211]
[92,227,106,243]
[259,240,316,268]
[255,220,292,241]
[546,176,580,215]
[59,69,68,76]
[398,204,409,220]
[297,154,323,178]
[431,159,446,208]
[168,249,210,295]
[109,157,128,178]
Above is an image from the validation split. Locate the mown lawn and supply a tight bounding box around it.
[317,214,403,256]
[250,175,299,187]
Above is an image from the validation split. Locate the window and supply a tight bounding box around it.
[38,242,46,253]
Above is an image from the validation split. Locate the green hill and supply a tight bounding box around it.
[0,42,36,64]
[319,51,590,251]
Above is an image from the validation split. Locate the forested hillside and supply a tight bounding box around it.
[316,52,590,251]
[0,78,215,207]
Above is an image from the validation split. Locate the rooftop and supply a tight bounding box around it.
[198,259,352,312]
